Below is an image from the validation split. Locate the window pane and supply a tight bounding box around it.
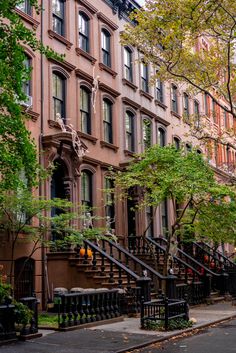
[143,119,151,149]
[79,13,89,52]
[158,128,165,147]
[52,0,64,18]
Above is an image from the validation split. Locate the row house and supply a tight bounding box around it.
[1,0,235,306]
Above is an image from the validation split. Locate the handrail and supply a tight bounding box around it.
[84,239,139,280]
[195,241,236,268]
[105,239,167,280]
[192,241,226,265]
[150,237,219,277]
[146,237,202,277]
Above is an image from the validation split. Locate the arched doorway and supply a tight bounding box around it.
[14,257,35,300]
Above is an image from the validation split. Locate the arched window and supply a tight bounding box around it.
[16,0,31,15]
[81,170,93,209]
[157,127,166,147]
[52,72,66,122]
[155,77,164,103]
[103,98,113,143]
[79,12,90,52]
[143,118,152,149]
[52,0,65,36]
[140,61,148,92]
[173,137,180,150]
[124,47,133,82]
[183,93,189,119]
[80,86,91,134]
[101,29,111,67]
[22,55,32,105]
[125,111,135,152]
[171,84,178,113]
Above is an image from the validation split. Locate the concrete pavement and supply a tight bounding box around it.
[0,302,235,353]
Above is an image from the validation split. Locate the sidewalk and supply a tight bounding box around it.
[0,302,235,353]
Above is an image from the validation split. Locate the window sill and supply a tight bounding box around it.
[78,131,97,145]
[48,30,73,49]
[99,63,117,78]
[75,48,96,64]
[15,8,39,29]
[139,90,153,101]
[25,109,39,122]
[100,141,119,152]
[124,149,136,157]
[171,111,181,119]
[122,78,138,91]
[155,99,167,110]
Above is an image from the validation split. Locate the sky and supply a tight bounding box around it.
[136,0,145,5]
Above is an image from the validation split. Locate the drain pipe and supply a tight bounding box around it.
[39,0,46,310]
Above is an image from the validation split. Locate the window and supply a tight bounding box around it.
[52,72,65,122]
[157,127,166,147]
[161,200,168,236]
[81,170,93,209]
[171,84,178,113]
[103,99,113,143]
[16,0,31,15]
[80,87,91,134]
[212,99,217,123]
[79,12,89,52]
[146,206,154,237]
[194,100,200,127]
[204,93,209,116]
[140,62,148,92]
[23,55,31,97]
[125,111,135,152]
[155,78,164,103]
[173,137,180,150]
[143,118,152,149]
[124,47,133,82]
[52,0,65,36]
[183,93,189,119]
[105,177,115,230]
[101,29,111,67]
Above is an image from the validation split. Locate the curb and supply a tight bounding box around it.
[115,314,236,353]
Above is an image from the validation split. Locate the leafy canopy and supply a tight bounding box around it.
[0,1,60,190]
[114,145,236,244]
[122,0,236,116]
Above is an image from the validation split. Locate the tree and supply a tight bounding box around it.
[122,0,236,148]
[0,187,105,292]
[0,1,60,190]
[114,145,236,276]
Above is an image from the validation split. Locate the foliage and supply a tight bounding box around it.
[114,145,236,274]
[14,301,33,327]
[0,1,62,190]
[144,318,193,331]
[0,187,106,287]
[122,0,236,118]
[0,265,11,303]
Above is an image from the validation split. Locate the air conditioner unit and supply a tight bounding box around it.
[21,95,33,108]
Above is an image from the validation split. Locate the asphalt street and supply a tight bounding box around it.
[132,318,236,353]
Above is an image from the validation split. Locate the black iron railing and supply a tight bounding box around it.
[102,239,167,293]
[19,297,39,336]
[0,303,16,341]
[57,289,120,328]
[141,297,189,331]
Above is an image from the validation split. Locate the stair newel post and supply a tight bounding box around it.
[219,269,229,295]
[83,242,89,264]
[136,276,151,302]
[203,273,212,298]
[167,271,177,299]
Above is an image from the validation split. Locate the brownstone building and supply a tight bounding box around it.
[1,0,235,306]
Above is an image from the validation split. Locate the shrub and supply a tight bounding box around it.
[144,318,193,331]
